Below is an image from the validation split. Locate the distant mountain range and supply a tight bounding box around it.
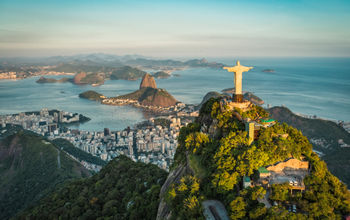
[0,53,224,69]
[1,53,224,86]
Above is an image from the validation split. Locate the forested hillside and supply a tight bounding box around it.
[16,156,168,220]
[0,131,90,220]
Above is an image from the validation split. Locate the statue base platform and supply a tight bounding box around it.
[233,94,243,103]
[228,100,252,112]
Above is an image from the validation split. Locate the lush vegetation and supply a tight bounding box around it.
[0,131,90,220]
[52,138,107,166]
[268,106,350,152]
[269,106,350,185]
[323,147,350,186]
[79,73,105,85]
[79,90,105,101]
[110,66,146,80]
[17,156,168,220]
[166,98,350,219]
[36,76,72,83]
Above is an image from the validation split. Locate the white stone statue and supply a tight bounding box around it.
[223,61,253,102]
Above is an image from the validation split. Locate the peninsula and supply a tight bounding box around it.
[103,73,178,109]
[79,73,181,113]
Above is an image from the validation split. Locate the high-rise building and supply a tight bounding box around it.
[58,111,64,122]
[104,128,110,136]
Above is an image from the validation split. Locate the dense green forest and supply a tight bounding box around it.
[0,131,90,220]
[16,156,168,220]
[165,98,350,219]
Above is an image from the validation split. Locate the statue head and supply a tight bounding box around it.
[236,60,240,66]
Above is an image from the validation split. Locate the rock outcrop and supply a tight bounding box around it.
[139,88,177,107]
[73,72,87,84]
[156,155,194,220]
[140,73,157,89]
[116,75,177,108]
[117,87,178,108]
[197,91,230,110]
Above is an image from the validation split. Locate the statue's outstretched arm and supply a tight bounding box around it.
[242,66,253,72]
[223,67,236,72]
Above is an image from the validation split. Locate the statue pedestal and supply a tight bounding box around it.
[233,94,243,103]
[228,100,252,112]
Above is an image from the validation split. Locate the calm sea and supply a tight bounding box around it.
[0,57,349,131]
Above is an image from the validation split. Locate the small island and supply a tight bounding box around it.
[262,68,275,73]
[36,76,72,84]
[79,90,105,101]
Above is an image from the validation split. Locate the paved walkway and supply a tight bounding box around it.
[56,149,61,169]
[258,191,271,208]
[202,200,230,220]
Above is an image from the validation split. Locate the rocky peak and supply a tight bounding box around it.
[140,73,157,89]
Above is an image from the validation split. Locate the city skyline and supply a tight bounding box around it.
[1,0,350,57]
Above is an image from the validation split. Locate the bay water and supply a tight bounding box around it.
[0,57,349,131]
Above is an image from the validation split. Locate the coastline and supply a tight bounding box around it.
[0,72,75,81]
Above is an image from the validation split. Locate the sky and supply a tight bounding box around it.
[0,0,350,58]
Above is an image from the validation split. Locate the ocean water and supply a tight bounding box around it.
[0,57,349,131]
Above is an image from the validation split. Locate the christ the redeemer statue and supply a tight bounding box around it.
[223,61,253,103]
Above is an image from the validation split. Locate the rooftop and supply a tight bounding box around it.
[260,119,275,123]
[258,167,270,174]
[243,176,251,182]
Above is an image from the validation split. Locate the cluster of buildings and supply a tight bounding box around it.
[0,72,17,79]
[0,108,81,136]
[103,98,199,117]
[135,117,182,170]
[57,116,183,171]
[0,108,190,172]
[0,65,74,80]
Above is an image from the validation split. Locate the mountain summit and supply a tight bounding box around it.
[157,97,350,219]
[116,73,177,108]
[140,73,157,89]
